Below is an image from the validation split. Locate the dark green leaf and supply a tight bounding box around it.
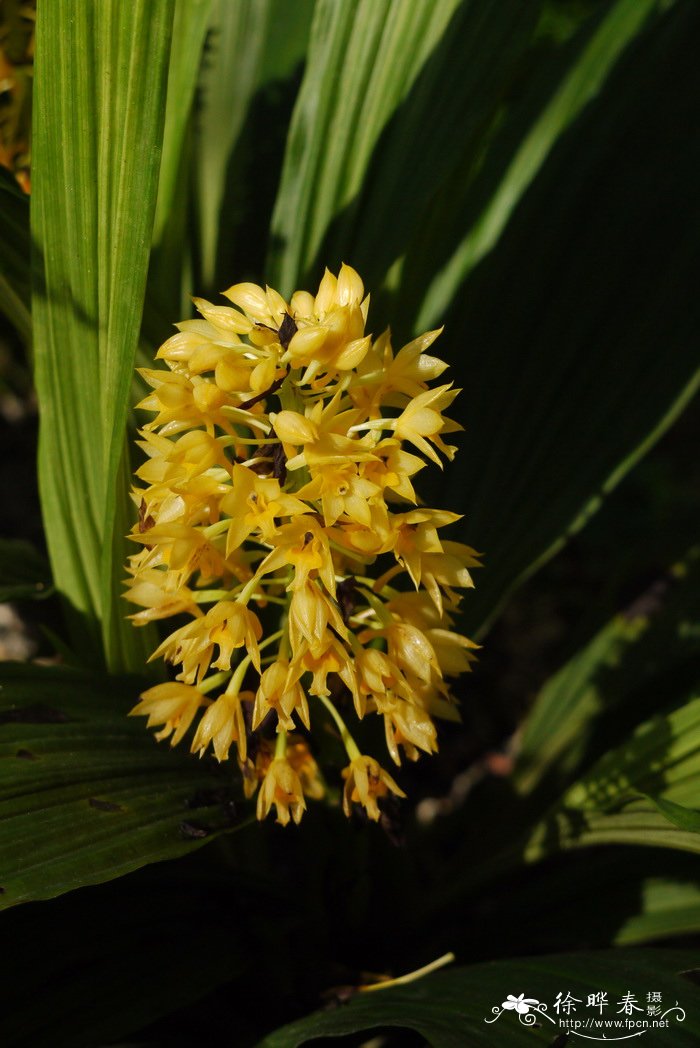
[0,662,248,910]
[645,794,700,834]
[0,538,52,602]
[259,950,700,1047]
[438,0,700,631]
[0,856,273,1047]
[515,549,700,796]
[0,166,31,343]
[269,0,699,634]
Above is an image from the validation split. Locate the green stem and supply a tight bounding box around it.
[199,671,231,695]
[316,693,361,761]
[275,728,287,759]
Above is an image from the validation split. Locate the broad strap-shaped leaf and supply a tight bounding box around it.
[153,0,213,248]
[0,166,31,344]
[146,0,213,337]
[0,858,276,1048]
[515,549,700,796]
[0,538,52,603]
[267,0,463,296]
[259,950,700,1047]
[526,803,700,860]
[268,0,699,636]
[562,697,700,813]
[0,662,247,910]
[195,0,314,292]
[523,695,700,862]
[437,0,700,632]
[615,859,700,945]
[32,0,175,669]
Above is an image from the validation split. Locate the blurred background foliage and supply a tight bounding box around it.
[0,0,699,1044]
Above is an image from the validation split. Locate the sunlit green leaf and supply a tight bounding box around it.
[31,0,175,669]
[154,0,213,247]
[524,696,700,861]
[562,697,700,813]
[268,0,463,296]
[616,869,700,945]
[195,0,314,291]
[0,662,247,910]
[268,0,699,635]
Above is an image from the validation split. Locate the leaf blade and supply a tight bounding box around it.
[31,0,175,668]
[0,662,246,910]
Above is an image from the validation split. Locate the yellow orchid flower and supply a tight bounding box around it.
[125,266,480,827]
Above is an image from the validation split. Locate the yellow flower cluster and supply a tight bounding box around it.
[126,265,479,826]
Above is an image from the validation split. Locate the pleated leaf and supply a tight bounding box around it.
[0,662,246,910]
[154,0,213,247]
[195,0,314,292]
[267,0,462,296]
[31,0,175,669]
[563,698,700,813]
[524,696,700,861]
[515,549,700,796]
[260,950,700,1048]
[268,0,699,634]
[616,872,700,945]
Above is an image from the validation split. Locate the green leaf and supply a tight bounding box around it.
[0,857,269,1047]
[563,697,700,814]
[31,0,175,670]
[458,848,700,954]
[268,0,699,634]
[194,0,314,291]
[0,662,248,910]
[436,0,700,631]
[153,0,213,248]
[515,549,700,796]
[648,794,700,833]
[0,166,31,344]
[526,803,700,859]
[267,0,463,296]
[259,950,700,1047]
[146,0,213,335]
[413,0,667,330]
[616,866,700,945]
[523,695,700,861]
[0,538,53,603]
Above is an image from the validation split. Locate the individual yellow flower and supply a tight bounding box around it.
[342,755,406,821]
[151,601,262,682]
[220,464,310,554]
[190,689,250,762]
[255,517,336,596]
[252,659,310,732]
[129,682,206,746]
[286,737,325,800]
[257,758,306,826]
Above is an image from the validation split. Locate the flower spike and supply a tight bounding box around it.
[125,266,479,825]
